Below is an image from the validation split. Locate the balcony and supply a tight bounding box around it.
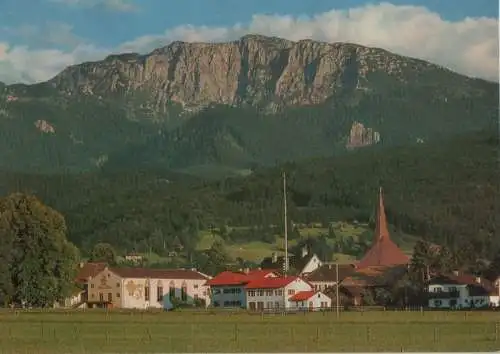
[427,290,460,299]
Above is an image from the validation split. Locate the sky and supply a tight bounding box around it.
[0,0,498,84]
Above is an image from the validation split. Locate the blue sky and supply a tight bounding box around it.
[0,0,498,84]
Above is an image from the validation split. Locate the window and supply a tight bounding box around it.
[116,293,120,298]
[257,301,264,310]
[108,293,112,302]
[181,282,187,302]
[157,286,163,301]
[265,290,273,296]
[248,290,256,297]
[274,301,280,308]
[91,284,95,289]
[145,286,150,301]
[116,282,120,287]
[249,302,256,311]
[277,289,283,296]
[258,290,264,296]
[288,289,295,295]
[99,293,103,302]
[194,294,199,300]
[169,282,175,300]
[267,302,273,308]
[194,284,198,289]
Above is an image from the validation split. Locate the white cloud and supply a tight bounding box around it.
[1,2,498,84]
[49,0,137,12]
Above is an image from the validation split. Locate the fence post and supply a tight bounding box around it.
[366,326,371,342]
[234,323,238,343]
[433,327,439,343]
[495,322,498,341]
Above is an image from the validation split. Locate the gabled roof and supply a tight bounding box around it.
[205,269,277,286]
[289,290,316,301]
[245,276,298,289]
[429,272,495,294]
[341,264,408,287]
[75,262,107,284]
[356,188,409,269]
[260,252,318,274]
[306,264,355,282]
[109,267,210,280]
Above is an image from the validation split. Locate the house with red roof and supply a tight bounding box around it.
[428,271,500,309]
[245,276,318,311]
[289,290,332,311]
[205,268,278,308]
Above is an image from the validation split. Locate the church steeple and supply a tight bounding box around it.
[375,187,390,242]
[355,187,409,269]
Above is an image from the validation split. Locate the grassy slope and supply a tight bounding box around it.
[0,310,497,353]
[195,222,420,263]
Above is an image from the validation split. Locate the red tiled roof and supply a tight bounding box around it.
[356,188,409,269]
[245,276,298,289]
[289,290,315,301]
[205,269,277,286]
[75,262,107,284]
[110,267,209,280]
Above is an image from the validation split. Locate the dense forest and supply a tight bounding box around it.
[0,128,497,268]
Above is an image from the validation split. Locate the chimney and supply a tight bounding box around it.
[272,252,277,263]
[301,246,308,258]
[244,268,250,274]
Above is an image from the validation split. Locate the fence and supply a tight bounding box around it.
[0,308,498,353]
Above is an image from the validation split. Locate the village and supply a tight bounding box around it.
[67,189,500,312]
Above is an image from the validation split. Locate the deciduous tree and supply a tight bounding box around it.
[0,193,79,307]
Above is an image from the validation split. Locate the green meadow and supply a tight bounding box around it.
[0,310,497,353]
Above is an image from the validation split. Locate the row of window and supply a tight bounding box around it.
[248,301,281,310]
[248,289,294,297]
[93,286,202,303]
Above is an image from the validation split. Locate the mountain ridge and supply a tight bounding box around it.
[0,34,498,175]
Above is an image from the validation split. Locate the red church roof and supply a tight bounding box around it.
[356,188,409,269]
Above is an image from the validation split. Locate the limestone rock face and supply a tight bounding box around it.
[346,121,380,149]
[49,35,430,113]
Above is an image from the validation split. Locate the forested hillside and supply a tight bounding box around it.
[0,128,497,265]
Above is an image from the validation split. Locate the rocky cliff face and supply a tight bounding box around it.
[47,34,435,113]
[346,122,380,149]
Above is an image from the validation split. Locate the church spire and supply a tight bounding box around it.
[375,187,390,242]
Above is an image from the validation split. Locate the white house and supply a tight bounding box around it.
[428,272,499,309]
[245,276,314,310]
[205,269,278,308]
[86,267,211,309]
[260,247,323,276]
[289,290,332,311]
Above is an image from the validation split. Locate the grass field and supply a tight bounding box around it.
[0,310,498,353]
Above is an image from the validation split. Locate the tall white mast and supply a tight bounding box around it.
[283,171,289,276]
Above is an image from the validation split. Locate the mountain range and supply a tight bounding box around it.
[0,34,498,175]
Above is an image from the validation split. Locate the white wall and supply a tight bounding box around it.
[428,283,493,309]
[427,284,467,309]
[301,255,323,275]
[246,278,312,310]
[120,277,210,309]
